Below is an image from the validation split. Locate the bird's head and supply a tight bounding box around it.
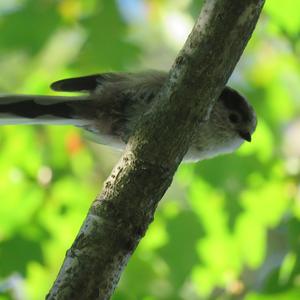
[217,86,257,143]
[187,86,257,162]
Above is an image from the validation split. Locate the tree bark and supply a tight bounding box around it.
[47,1,265,299]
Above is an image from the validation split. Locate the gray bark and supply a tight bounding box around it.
[46,0,265,299]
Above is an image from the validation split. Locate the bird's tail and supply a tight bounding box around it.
[0,94,89,126]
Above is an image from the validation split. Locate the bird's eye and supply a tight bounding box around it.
[229,113,239,123]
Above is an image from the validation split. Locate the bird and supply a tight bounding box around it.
[0,70,257,162]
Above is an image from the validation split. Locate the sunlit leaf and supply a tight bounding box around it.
[265,0,300,36]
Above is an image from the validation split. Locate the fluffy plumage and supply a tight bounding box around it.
[0,71,257,161]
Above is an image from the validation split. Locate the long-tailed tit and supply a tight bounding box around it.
[0,71,257,161]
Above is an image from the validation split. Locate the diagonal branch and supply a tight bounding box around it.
[47,1,265,299]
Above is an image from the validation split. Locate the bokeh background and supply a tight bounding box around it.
[0,0,300,299]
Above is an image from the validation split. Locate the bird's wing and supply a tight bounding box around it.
[50,71,167,94]
[50,74,116,93]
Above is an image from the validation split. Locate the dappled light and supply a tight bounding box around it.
[0,0,300,299]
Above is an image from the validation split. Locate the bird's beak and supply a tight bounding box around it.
[238,130,251,142]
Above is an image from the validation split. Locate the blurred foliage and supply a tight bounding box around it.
[0,0,300,299]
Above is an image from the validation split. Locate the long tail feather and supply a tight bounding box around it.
[0,94,89,125]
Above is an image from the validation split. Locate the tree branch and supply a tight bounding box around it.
[47,1,265,299]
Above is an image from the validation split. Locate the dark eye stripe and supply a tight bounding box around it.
[229,113,239,123]
[220,87,251,122]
